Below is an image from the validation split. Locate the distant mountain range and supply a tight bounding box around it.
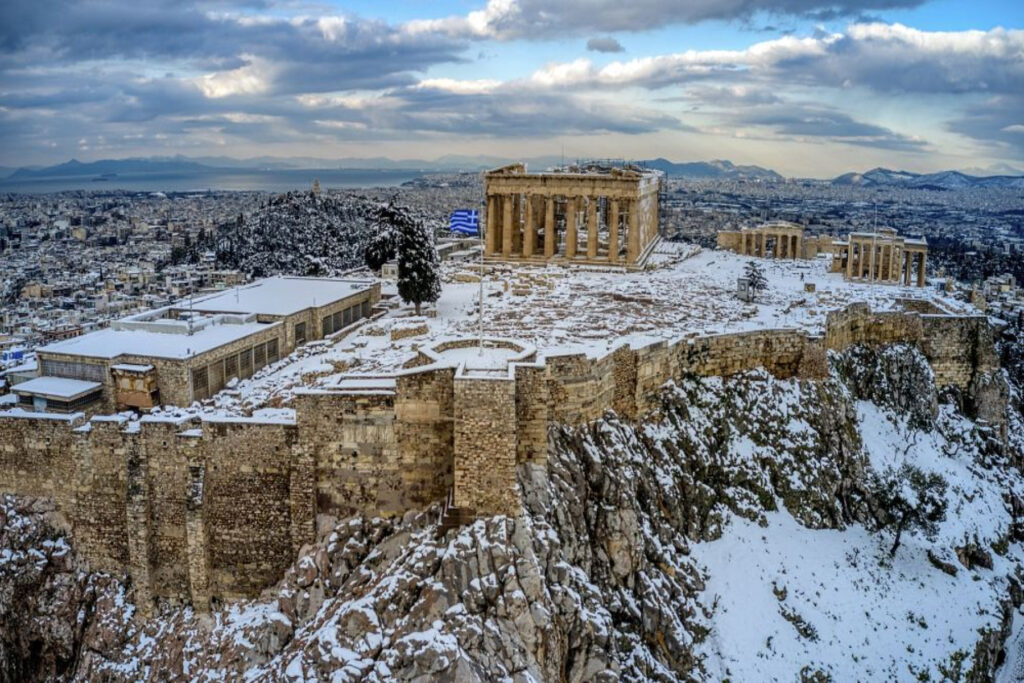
[641,158,783,180]
[3,156,1022,187]
[6,157,211,180]
[831,167,1024,190]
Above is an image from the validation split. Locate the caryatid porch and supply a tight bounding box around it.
[483,163,662,269]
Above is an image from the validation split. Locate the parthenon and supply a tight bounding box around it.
[483,162,662,268]
[832,228,929,287]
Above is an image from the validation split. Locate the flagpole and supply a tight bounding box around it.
[478,209,484,355]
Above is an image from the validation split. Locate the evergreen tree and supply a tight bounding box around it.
[868,462,948,556]
[396,209,441,315]
[364,202,402,271]
[744,260,768,300]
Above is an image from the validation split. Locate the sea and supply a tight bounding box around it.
[0,168,428,194]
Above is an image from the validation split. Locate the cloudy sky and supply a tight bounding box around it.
[0,0,1021,176]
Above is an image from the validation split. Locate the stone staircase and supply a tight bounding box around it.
[437,487,475,537]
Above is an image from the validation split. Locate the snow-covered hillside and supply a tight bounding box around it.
[3,344,1022,681]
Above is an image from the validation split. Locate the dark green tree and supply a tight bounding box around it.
[744,260,768,300]
[869,462,948,556]
[396,209,441,316]
[364,201,407,271]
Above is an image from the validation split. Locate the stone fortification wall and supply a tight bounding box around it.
[0,302,1002,612]
[0,412,81,509]
[395,368,455,508]
[454,375,518,514]
[547,327,820,424]
[824,303,923,350]
[824,303,995,391]
[201,419,297,600]
[918,314,999,389]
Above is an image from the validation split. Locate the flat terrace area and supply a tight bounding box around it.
[163,241,967,418]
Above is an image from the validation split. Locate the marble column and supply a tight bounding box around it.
[608,199,620,263]
[523,194,536,257]
[904,252,912,286]
[486,195,498,255]
[511,193,522,254]
[627,200,639,264]
[587,196,599,259]
[918,253,927,287]
[565,196,578,259]
[502,194,513,257]
[544,196,556,257]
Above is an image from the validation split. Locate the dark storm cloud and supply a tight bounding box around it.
[586,37,625,53]
[733,105,928,150]
[0,0,465,95]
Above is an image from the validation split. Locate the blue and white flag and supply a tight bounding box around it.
[449,209,479,236]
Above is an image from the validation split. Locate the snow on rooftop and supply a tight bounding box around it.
[111,363,155,373]
[14,376,102,399]
[187,276,375,317]
[39,320,276,360]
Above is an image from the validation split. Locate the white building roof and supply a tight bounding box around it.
[14,376,102,399]
[39,320,276,361]
[186,276,375,317]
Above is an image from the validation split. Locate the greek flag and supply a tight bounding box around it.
[449,209,479,236]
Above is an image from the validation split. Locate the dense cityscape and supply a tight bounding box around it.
[3,173,1021,362]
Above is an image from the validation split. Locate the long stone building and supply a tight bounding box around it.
[16,277,380,413]
[483,162,663,269]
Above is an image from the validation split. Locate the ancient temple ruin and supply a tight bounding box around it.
[831,228,929,287]
[717,220,834,260]
[483,162,662,268]
[718,223,929,287]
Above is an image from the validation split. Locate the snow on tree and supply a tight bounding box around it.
[744,260,768,299]
[868,462,948,556]
[363,201,402,271]
[396,208,441,315]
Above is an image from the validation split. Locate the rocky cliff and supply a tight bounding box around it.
[3,344,1024,681]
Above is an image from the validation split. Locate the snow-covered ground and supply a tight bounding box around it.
[171,243,969,418]
[693,395,1022,681]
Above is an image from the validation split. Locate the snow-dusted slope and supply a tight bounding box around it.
[3,346,1023,681]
